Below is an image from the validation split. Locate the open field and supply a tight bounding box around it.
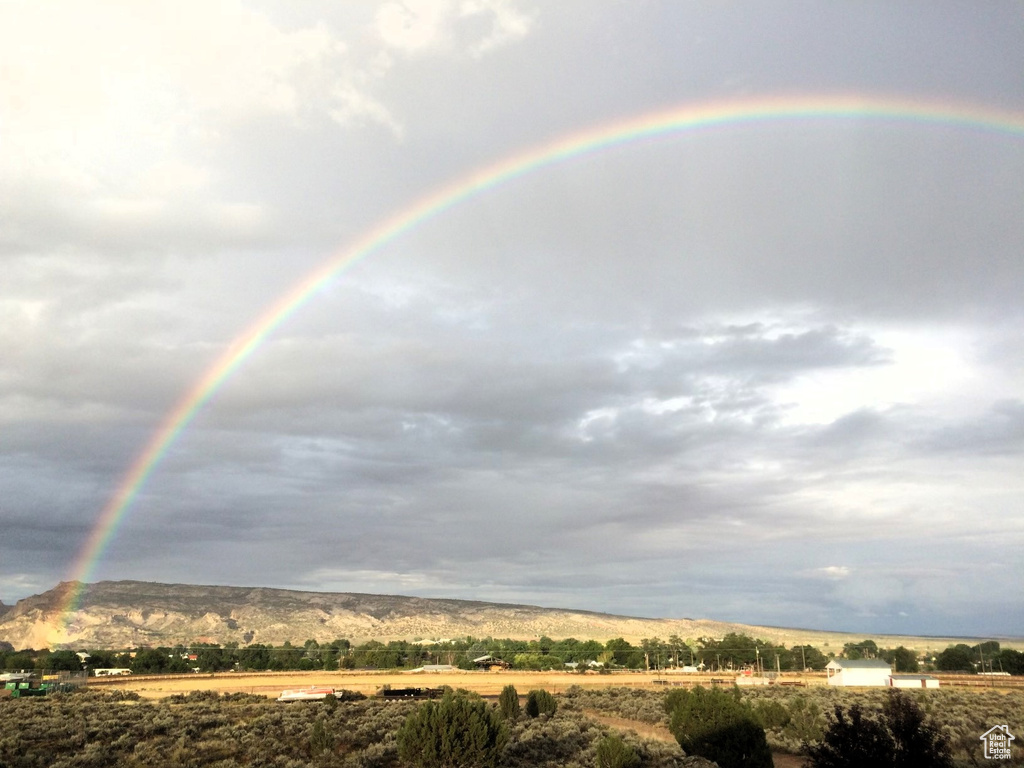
[93,669,693,699]
[89,668,1024,700]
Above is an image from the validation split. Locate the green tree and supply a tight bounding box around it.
[41,650,82,671]
[396,690,508,768]
[512,652,562,670]
[0,648,35,671]
[604,638,637,667]
[666,685,772,768]
[86,649,129,669]
[641,637,669,670]
[996,648,1024,675]
[803,689,953,768]
[524,688,557,718]
[272,641,303,670]
[595,733,641,768]
[973,641,1000,672]
[882,645,919,673]
[498,684,520,720]
[697,633,771,670]
[935,644,975,672]
[237,643,272,671]
[789,644,828,670]
[842,639,878,660]
[130,647,188,674]
[194,643,233,672]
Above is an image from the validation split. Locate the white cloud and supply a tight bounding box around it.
[773,326,977,425]
[376,0,456,54]
[462,0,536,56]
[375,0,535,57]
[0,1,396,202]
[818,565,851,580]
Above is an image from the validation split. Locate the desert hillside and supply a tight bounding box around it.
[0,580,1009,652]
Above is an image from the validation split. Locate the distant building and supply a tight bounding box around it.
[472,655,511,670]
[825,659,892,686]
[889,674,940,689]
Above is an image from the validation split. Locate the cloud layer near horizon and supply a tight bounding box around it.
[2,1,1023,637]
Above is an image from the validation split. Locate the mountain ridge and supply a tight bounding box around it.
[0,580,1013,651]
[0,580,735,650]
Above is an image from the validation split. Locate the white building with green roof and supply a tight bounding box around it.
[825,658,892,686]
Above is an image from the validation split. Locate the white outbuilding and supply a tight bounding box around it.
[825,659,892,686]
[889,674,940,689]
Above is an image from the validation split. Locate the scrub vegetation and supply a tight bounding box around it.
[561,685,1024,766]
[0,687,686,768]
[3,683,1020,767]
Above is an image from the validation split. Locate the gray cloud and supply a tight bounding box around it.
[1,1,1022,638]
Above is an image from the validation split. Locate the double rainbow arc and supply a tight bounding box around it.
[58,93,1024,631]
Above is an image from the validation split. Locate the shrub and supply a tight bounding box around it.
[396,690,508,768]
[309,715,334,756]
[803,689,954,768]
[525,689,557,718]
[753,698,791,730]
[802,701,895,767]
[499,684,521,720]
[596,732,641,768]
[667,685,772,768]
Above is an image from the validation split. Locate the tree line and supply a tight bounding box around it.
[2,634,1021,675]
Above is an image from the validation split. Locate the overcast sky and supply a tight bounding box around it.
[2,1,1023,638]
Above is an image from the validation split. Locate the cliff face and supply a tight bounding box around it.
[0,580,763,650]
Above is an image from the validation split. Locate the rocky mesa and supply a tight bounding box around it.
[0,580,835,650]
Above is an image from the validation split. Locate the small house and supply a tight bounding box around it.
[825,659,892,686]
[889,673,940,689]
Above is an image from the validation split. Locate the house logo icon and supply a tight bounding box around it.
[980,725,1015,760]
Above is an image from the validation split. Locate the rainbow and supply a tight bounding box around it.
[57,93,1024,632]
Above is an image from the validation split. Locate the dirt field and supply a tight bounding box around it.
[92,669,746,700]
[89,668,1024,701]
